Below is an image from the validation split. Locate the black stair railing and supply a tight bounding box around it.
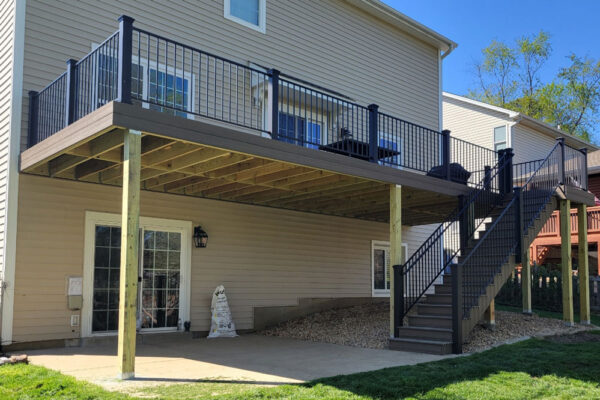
[452,140,565,353]
[393,149,512,335]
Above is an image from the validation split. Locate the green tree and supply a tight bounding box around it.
[469,32,599,142]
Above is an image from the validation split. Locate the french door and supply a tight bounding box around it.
[86,213,190,336]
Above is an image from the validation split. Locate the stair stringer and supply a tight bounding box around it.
[460,196,558,340]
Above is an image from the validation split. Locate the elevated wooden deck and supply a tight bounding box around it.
[20,102,473,226]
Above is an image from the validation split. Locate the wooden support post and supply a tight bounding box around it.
[559,199,574,326]
[117,129,142,379]
[578,204,591,324]
[522,242,532,315]
[483,299,495,330]
[390,184,402,337]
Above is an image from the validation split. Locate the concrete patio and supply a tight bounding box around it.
[26,333,452,390]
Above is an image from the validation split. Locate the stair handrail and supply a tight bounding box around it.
[394,151,511,332]
[451,141,562,352]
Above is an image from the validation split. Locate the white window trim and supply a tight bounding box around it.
[81,211,192,338]
[371,240,408,297]
[224,0,266,34]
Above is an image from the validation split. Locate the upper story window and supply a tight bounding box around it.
[493,126,507,151]
[225,0,266,33]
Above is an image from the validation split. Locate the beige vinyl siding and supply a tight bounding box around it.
[0,0,15,280]
[12,174,435,342]
[21,0,440,151]
[443,95,512,151]
[511,124,558,163]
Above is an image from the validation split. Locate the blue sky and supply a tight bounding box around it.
[383,0,600,96]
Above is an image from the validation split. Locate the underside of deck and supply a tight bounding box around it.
[21,102,473,225]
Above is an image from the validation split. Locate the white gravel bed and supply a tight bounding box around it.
[261,302,595,353]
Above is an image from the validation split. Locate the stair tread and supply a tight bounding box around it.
[398,326,452,333]
[410,315,451,320]
[389,337,452,345]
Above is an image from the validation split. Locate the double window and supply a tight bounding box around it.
[225,0,266,33]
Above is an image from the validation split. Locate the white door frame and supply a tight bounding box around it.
[81,211,192,337]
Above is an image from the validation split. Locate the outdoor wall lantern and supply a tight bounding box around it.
[193,226,208,248]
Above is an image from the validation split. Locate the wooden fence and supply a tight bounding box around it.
[497,267,600,312]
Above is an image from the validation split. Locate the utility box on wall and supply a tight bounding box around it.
[67,276,83,310]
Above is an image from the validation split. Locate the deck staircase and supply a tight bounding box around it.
[389,140,580,354]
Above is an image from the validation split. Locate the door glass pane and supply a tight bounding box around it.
[141,230,181,329]
[373,249,385,290]
[305,121,321,149]
[92,225,121,333]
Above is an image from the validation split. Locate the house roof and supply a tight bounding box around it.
[443,92,599,151]
[347,0,457,55]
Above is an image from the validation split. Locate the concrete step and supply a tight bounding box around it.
[389,337,453,354]
[417,303,452,316]
[408,315,452,329]
[424,294,452,305]
[396,326,452,341]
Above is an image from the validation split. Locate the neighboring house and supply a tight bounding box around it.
[443,92,599,274]
[0,0,592,365]
[443,92,594,164]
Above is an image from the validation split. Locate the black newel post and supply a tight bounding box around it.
[557,137,565,185]
[267,68,280,140]
[27,90,39,147]
[393,264,404,335]
[442,129,451,180]
[368,104,379,163]
[484,165,492,191]
[514,186,523,263]
[117,15,134,104]
[64,58,77,126]
[451,262,463,354]
[580,147,588,191]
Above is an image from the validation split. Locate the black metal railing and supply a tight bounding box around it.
[131,27,270,132]
[392,150,512,335]
[563,144,588,190]
[27,14,505,185]
[451,141,563,353]
[28,72,67,146]
[73,32,120,122]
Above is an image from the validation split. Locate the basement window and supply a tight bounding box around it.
[372,240,407,297]
[225,0,266,33]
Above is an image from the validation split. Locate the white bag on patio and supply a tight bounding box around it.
[207,285,238,338]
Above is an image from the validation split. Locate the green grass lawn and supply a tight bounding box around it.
[495,303,600,325]
[2,334,600,399]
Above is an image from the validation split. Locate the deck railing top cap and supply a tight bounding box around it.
[118,15,135,23]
